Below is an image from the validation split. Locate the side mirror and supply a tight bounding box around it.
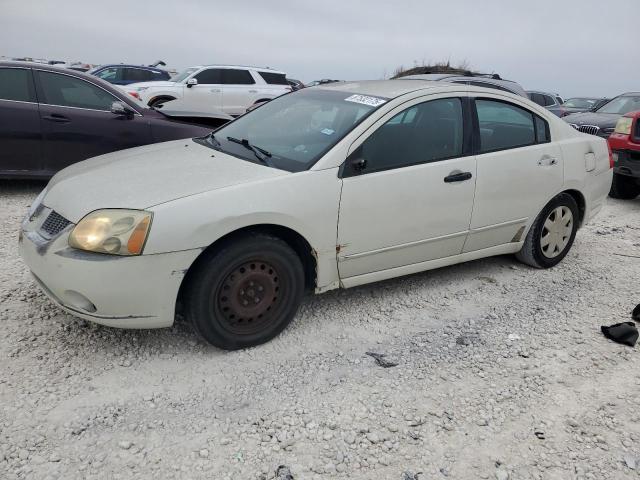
[344,147,367,176]
[186,78,198,88]
[110,101,134,117]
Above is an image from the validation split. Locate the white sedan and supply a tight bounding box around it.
[19,80,613,349]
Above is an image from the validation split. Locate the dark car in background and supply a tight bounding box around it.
[89,64,171,85]
[527,91,565,116]
[608,110,640,199]
[0,62,228,179]
[563,92,640,139]
[561,97,605,115]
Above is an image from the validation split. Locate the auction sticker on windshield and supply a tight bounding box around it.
[344,94,387,107]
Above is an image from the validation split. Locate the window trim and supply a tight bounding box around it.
[340,96,473,178]
[33,69,142,116]
[0,66,38,104]
[471,97,551,156]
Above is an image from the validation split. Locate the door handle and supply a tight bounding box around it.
[538,155,558,166]
[210,89,221,93]
[248,89,258,93]
[42,114,70,123]
[444,171,472,183]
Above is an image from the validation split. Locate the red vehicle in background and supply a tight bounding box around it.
[608,110,640,199]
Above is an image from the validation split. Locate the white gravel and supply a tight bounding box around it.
[1,180,640,480]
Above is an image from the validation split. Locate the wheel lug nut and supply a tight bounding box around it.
[258,286,263,292]
[254,298,260,304]
[243,300,249,306]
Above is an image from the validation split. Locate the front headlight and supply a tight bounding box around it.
[69,209,152,256]
[614,117,632,135]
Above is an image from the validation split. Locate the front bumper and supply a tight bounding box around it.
[19,207,201,329]
[612,149,640,179]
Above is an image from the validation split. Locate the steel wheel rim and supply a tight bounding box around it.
[216,260,282,335]
[540,206,573,258]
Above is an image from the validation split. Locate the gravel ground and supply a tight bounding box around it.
[1,180,640,480]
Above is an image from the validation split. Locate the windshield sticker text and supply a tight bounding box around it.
[344,94,387,107]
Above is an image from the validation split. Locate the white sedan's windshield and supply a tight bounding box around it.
[204,89,388,172]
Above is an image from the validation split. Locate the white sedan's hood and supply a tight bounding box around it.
[44,140,288,223]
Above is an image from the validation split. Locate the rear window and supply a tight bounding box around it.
[0,68,36,102]
[259,71,288,85]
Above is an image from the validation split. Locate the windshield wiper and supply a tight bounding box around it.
[208,133,222,148]
[226,136,273,166]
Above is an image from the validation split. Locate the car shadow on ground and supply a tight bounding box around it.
[34,252,523,358]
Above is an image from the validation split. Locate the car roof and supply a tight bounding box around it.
[94,64,167,71]
[314,79,470,99]
[193,65,286,74]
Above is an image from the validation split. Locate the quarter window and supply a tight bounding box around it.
[475,99,549,153]
[36,71,117,111]
[0,68,36,102]
[359,98,464,173]
[259,71,288,85]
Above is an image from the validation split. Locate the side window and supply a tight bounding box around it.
[94,67,120,82]
[0,68,36,102]
[36,71,117,111]
[221,69,255,85]
[476,99,537,152]
[194,68,222,84]
[359,98,464,173]
[528,93,545,106]
[258,71,288,85]
[543,95,556,106]
[535,115,550,143]
[124,68,154,82]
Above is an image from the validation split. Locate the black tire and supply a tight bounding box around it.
[609,173,640,200]
[184,233,305,350]
[515,193,579,269]
[148,96,175,108]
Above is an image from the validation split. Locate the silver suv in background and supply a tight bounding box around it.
[399,73,527,97]
[527,91,565,116]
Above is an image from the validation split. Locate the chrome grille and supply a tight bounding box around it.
[576,124,600,136]
[40,211,71,238]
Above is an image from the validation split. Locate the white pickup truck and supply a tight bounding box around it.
[123,65,291,116]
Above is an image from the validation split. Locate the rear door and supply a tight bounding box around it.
[34,70,152,174]
[220,69,259,116]
[0,66,42,175]
[464,97,563,252]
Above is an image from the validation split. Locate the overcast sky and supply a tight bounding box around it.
[1,0,638,98]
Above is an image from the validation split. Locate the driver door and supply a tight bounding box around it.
[182,68,224,114]
[337,96,476,281]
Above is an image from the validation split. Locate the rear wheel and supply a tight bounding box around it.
[609,173,640,199]
[184,233,304,350]
[516,193,579,268]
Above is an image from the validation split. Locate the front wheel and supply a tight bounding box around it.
[516,193,579,268]
[184,233,305,350]
[609,173,640,200]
